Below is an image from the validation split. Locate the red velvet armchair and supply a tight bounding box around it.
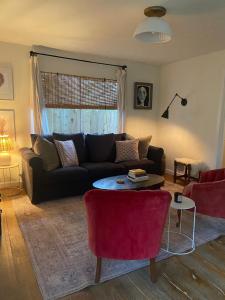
[84,189,171,283]
[183,168,225,218]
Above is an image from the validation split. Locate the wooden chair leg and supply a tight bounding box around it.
[95,257,102,283]
[149,258,157,283]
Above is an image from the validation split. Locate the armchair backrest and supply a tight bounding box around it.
[84,189,171,260]
[199,168,225,183]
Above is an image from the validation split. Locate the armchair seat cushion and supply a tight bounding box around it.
[80,162,126,179]
[42,166,88,184]
[118,159,155,173]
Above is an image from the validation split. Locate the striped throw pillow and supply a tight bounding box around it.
[54,140,79,167]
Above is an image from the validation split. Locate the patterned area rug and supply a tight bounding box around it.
[13,182,225,300]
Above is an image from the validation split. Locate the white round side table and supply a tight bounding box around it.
[165,195,196,255]
[0,163,22,197]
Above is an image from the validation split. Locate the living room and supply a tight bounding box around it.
[0,1,225,299]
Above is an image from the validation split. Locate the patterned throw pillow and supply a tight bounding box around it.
[115,140,139,162]
[54,140,79,167]
[33,136,60,171]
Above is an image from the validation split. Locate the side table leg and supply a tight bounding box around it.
[176,209,181,228]
[174,161,177,183]
[192,206,196,249]
[167,207,171,251]
[187,164,191,183]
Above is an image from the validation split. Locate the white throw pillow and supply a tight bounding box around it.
[115,140,139,162]
[54,140,79,167]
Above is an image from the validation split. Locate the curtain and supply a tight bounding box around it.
[30,55,49,134]
[116,68,127,133]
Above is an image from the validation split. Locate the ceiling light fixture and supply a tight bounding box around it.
[133,6,172,43]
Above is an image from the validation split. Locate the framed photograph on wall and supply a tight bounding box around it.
[0,109,16,140]
[0,65,14,100]
[134,82,153,109]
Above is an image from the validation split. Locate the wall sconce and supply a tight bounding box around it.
[0,135,12,166]
[161,93,187,119]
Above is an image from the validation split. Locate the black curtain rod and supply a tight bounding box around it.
[30,51,127,70]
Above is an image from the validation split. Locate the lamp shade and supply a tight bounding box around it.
[0,135,12,152]
[161,108,169,119]
[133,17,172,43]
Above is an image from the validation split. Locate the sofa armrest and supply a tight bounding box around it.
[20,147,44,204]
[20,147,43,171]
[147,145,165,175]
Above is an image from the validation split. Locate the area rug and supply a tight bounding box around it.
[13,182,225,300]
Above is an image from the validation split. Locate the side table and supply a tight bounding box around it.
[174,158,203,183]
[165,195,196,255]
[0,163,22,197]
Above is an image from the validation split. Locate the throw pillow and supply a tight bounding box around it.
[86,134,115,162]
[54,140,79,167]
[33,136,60,171]
[115,139,139,162]
[31,134,54,148]
[138,136,152,159]
[53,133,86,163]
[126,134,152,159]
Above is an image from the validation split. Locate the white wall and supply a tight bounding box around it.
[35,46,160,144]
[0,41,30,165]
[158,49,225,173]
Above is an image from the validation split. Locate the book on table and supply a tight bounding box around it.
[128,169,149,182]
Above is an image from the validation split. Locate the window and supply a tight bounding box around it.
[41,72,119,134]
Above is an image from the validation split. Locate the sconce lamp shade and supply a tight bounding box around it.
[161,108,169,119]
[0,135,12,152]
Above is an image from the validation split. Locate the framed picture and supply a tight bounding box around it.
[134,82,153,109]
[0,65,14,100]
[0,109,16,140]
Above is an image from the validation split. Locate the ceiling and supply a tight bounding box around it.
[1,0,225,65]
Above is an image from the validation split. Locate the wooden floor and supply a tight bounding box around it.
[0,188,225,299]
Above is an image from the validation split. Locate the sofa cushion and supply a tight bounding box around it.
[118,159,155,173]
[33,136,60,171]
[53,132,86,163]
[31,134,54,147]
[115,140,139,162]
[54,140,79,167]
[80,162,126,179]
[42,166,88,184]
[86,134,115,162]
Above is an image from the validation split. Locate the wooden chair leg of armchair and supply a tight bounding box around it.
[95,257,102,283]
[149,258,157,283]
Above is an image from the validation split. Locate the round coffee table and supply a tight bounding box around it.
[93,174,164,190]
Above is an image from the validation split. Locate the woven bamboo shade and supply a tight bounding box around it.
[41,72,118,110]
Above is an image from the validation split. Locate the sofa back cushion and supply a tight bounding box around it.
[33,136,60,171]
[53,132,87,163]
[86,134,115,162]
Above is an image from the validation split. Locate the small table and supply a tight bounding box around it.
[0,163,22,197]
[93,174,164,190]
[174,158,203,183]
[165,195,196,255]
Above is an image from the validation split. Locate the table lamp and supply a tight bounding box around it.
[0,135,12,166]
